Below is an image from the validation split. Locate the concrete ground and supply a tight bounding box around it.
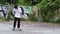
[0,21,60,34]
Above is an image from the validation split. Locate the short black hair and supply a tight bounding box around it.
[14,5,18,9]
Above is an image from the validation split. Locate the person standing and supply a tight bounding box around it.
[12,5,22,31]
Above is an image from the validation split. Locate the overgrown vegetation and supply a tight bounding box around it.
[29,14,38,21]
[36,0,60,23]
[0,0,60,23]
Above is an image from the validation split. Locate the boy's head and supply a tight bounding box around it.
[14,5,18,9]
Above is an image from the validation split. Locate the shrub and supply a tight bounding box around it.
[29,14,38,21]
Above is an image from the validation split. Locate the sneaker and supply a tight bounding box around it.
[18,28,22,31]
[20,29,22,31]
[12,28,15,31]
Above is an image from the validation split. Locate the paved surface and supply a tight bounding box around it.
[0,21,60,34]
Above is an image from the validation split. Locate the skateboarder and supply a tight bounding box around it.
[12,5,22,31]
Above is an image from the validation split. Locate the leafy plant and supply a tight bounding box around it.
[36,0,60,22]
[29,14,37,21]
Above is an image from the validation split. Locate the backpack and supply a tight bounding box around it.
[20,7,24,15]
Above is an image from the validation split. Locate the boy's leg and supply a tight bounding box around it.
[17,18,21,31]
[17,18,21,28]
[13,17,17,30]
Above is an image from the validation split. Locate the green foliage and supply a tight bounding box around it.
[0,0,41,6]
[0,0,7,4]
[6,10,12,20]
[0,0,60,23]
[36,0,60,22]
[56,19,60,23]
[18,0,25,5]
[24,0,32,6]
[29,14,37,21]
[11,0,32,6]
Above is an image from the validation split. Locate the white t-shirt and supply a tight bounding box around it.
[13,7,22,18]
